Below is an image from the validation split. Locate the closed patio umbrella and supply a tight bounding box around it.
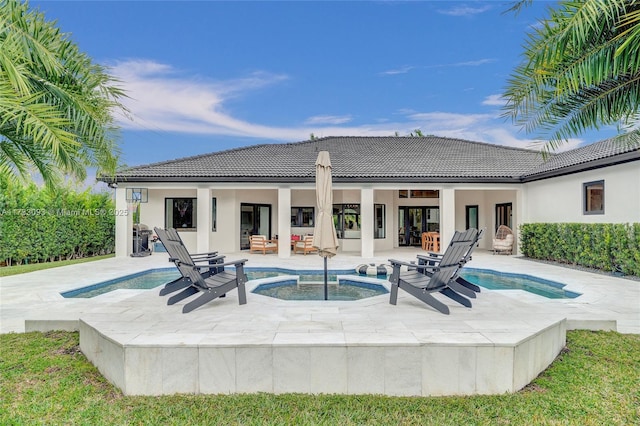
[312,151,339,300]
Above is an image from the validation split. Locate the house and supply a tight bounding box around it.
[101,136,640,257]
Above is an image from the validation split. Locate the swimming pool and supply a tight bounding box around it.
[243,267,358,283]
[458,268,581,299]
[61,268,181,298]
[61,266,580,300]
[251,279,388,301]
[61,267,362,298]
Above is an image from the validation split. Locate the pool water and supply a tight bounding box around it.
[245,270,345,283]
[61,266,579,300]
[61,267,363,299]
[252,280,388,301]
[458,268,580,299]
[62,269,181,298]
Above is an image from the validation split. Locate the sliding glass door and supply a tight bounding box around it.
[240,203,272,250]
[398,206,439,246]
[495,203,512,231]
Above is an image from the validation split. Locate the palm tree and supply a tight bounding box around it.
[0,0,126,187]
[503,0,640,153]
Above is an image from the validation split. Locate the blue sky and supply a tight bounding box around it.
[32,0,617,169]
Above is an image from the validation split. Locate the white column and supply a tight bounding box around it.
[360,188,374,258]
[514,188,524,255]
[115,187,132,257]
[197,188,210,253]
[277,187,291,258]
[440,188,456,252]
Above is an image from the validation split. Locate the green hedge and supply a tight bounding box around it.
[0,181,115,266]
[520,223,640,277]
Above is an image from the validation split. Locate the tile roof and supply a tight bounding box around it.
[521,137,640,179]
[107,136,639,184]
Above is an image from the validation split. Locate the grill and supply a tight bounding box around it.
[132,224,152,257]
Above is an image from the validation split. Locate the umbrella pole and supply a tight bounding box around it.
[324,256,328,300]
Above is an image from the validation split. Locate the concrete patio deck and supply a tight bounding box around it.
[1,249,638,397]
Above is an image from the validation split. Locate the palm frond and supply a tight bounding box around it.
[0,0,126,187]
[502,0,640,151]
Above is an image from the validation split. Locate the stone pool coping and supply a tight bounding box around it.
[27,274,587,396]
[4,250,637,396]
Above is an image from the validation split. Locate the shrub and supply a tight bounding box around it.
[0,180,115,266]
[519,223,640,276]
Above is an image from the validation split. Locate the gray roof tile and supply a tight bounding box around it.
[522,137,640,177]
[109,136,638,183]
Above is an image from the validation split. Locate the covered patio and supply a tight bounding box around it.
[114,184,521,259]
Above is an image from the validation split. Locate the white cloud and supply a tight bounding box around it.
[482,94,506,106]
[110,59,300,139]
[524,137,584,153]
[407,111,494,129]
[113,59,173,77]
[108,58,583,152]
[438,5,492,17]
[448,59,494,67]
[305,115,353,125]
[382,59,493,76]
[380,65,414,76]
[392,110,588,151]
[480,128,546,149]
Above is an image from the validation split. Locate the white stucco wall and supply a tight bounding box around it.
[374,190,395,252]
[454,188,518,251]
[211,189,239,253]
[141,188,198,252]
[524,162,640,224]
[484,190,518,228]
[114,161,638,258]
[135,187,274,254]
[455,189,489,250]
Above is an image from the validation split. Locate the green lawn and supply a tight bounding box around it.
[1,330,638,425]
[0,254,115,277]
